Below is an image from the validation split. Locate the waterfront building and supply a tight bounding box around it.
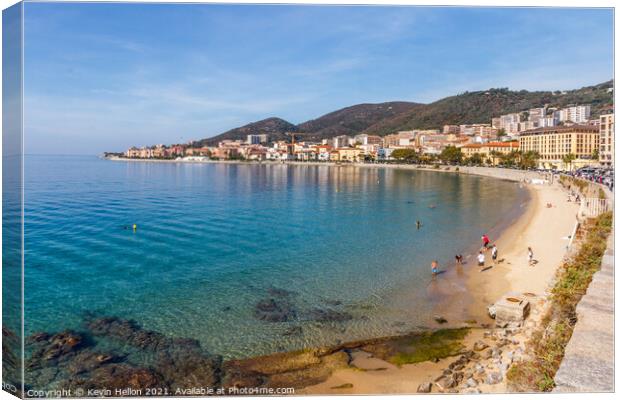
[519,125,599,170]
[599,112,614,168]
[125,147,141,158]
[336,147,362,162]
[377,147,395,160]
[461,141,519,165]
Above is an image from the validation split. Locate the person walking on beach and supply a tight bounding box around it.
[431,260,439,275]
[455,254,463,265]
[416,220,422,230]
[491,245,498,262]
[477,251,485,269]
[482,234,490,249]
[527,247,534,266]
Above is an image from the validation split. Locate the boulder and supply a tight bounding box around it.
[473,341,489,351]
[417,382,432,393]
[485,371,503,385]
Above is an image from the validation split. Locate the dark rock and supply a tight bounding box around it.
[417,382,432,393]
[26,332,50,345]
[267,287,295,298]
[436,375,456,391]
[254,299,297,323]
[66,350,121,375]
[27,330,85,368]
[63,364,162,391]
[153,342,222,389]
[282,326,303,337]
[86,317,170,351]
[434,315,448,324]
[473,341,489,351]
[306,308,352,323]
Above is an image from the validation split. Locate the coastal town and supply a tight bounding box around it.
[116,103,614,172]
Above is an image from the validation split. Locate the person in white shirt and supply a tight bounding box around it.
[477,251,485,268]
[528,247,534,266]
[491,245,498,262]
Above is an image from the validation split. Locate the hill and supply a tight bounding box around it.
[194,80,613,145]
[362,81,614,135]
[197,117,297,146]
[296,101,421,141]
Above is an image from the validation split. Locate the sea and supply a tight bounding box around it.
[21,155,528,360]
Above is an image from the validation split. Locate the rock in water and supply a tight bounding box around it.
[254,298,297,322]
[306,308,352,322]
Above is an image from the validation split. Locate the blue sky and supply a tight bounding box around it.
[23,3,613,154]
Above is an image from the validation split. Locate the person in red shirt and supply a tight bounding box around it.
[482,234,490,249]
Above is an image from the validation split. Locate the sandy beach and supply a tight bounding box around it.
[301,174,580,394]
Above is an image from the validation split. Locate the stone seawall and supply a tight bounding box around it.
[553,224,614,392]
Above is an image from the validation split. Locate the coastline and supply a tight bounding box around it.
[29,157,575,394]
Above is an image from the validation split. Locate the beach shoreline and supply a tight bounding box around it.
[80,157,574,393]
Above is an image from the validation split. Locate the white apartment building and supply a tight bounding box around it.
[497,113,521,134]
[332,135,352,148]
[599,112,614,167]
[528,107,546,122]
[558,105,591,123]
[246,134,268,144]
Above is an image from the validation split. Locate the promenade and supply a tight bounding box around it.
[553,214,614,392]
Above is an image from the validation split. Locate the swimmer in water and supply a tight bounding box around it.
[133,224,137,231]
[416,220,422,229]
[431,260,439,275]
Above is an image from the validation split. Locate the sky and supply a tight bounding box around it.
[21,3,614,154]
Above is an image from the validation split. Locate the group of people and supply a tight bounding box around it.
[431,233,535,275]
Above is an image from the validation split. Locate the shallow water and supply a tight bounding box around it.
[24,156,527,359]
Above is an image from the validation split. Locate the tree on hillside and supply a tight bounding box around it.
[440,146,462,165]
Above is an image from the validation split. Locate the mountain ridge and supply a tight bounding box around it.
[196,80,613,146]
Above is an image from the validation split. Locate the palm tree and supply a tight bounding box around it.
[562,153,577,172]
[489,150,501,166]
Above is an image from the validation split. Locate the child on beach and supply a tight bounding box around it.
[431,260,439,275]
[527,247,534,266]
[455,254,463,265]
[491,245,498,262]
[477,251,485,268]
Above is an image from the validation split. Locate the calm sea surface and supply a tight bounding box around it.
[24,155,527,359]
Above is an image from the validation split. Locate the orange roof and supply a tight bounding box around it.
[462,142,519,149]
[486,141,519,148]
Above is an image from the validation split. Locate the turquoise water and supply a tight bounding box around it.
[24,156,527,359]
